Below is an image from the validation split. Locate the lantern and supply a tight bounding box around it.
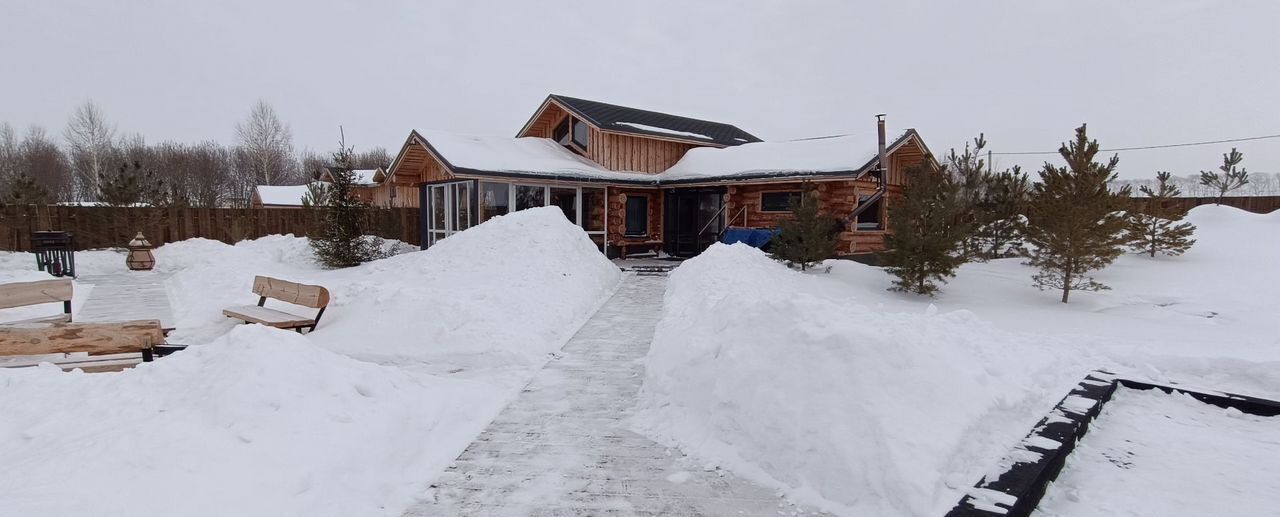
[126,232,155,271]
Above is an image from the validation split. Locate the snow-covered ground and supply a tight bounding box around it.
[1035,387,1280,517]
[0,207,621,517]
[634,205,1280,516]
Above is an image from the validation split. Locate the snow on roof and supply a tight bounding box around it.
[613,122,714,142]
[352,169,379,185]
[416,130,648,182]
[658,134,879,181]
[255,184,312,206]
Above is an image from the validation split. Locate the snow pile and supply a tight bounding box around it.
[0,325,499,517]
[1037,388,1280,516]
[634,244,1088,516]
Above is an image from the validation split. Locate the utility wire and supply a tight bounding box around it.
[990,133,1280,156]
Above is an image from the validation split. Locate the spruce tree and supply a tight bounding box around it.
[1024,124,1131,303]
[311,135,384,268]
[771,183,838,271]
[1128,171,1196,257]
[1199,148,1249,205]
[973,166,1031,259]
[881,161,970,295]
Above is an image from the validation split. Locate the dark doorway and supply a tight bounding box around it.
[664,188,725,257]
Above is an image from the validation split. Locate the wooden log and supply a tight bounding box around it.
[0,320,165,356]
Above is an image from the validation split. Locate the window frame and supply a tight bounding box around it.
[759,190,803,213]
[855,195,884,231]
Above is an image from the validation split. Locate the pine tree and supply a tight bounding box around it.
[311,134,384,268]
[4,173,52,206]
[771,183,838,271]
[881,161,971,295]
[98,160,164,206]
[973,166,1031,259]
[1024,124,1132,303]
[1199,148,1249,205]
[301,181,329,207]
[947,135,988,259]
[1128,171,1196,257]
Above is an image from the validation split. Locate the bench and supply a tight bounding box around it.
[0,320,170,373]
[222,276,330,333]
[0,278,73,324]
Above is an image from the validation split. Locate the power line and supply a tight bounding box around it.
[991,133,1280,156]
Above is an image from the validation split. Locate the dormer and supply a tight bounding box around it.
[517,94,761,174]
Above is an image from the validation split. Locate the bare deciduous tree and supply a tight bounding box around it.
[63,100,118,200]
[18,126,74,202]
[235,100,297,187]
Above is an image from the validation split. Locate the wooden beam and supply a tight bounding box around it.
[0,320,165,356]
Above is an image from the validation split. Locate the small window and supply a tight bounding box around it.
[760,191,801,212]
[856,195,883,230]
[625,195,648,237]
[553,118,571,146]
[572,119,589,149]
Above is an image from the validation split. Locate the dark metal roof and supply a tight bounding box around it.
[548,94,762,147]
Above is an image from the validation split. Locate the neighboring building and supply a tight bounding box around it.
[385,94,932,257]
[252,184,314,209]
[317,167,419,209]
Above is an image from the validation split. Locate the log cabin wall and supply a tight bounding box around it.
[606,187,664,246]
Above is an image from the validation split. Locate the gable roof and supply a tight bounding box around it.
[393,128,927,186]
[527,94,762,147]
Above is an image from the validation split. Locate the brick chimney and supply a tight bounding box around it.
[876,114,887,189]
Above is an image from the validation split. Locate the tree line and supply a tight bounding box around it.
[0,100,391,208]
[772,124,1247,303]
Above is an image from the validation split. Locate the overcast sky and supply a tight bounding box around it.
[3,0,1277,179]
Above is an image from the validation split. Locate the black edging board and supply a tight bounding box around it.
[943,371,1280,517]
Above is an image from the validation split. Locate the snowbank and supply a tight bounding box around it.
[0,325,500,517]
[634,244,1088,516]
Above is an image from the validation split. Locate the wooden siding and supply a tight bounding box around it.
[518,99,709,174]
[606,187,664,245]
[369,183,420,208]
[391,143,456,185]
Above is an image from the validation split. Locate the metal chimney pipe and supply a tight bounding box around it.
[876,114,887,189]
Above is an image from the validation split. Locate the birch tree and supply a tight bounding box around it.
[235,100,296,186]
[63,100,117,200]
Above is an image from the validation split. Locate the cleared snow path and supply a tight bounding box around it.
[405,273,822,516]
[75,272,176,330]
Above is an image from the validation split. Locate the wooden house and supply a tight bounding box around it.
[385,94,932,257]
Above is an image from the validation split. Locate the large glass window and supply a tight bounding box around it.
[480,182,509,223]
[516,185,545,211]
[553,118,571,146]
[581,188,605,232]
[454,182,471,231]
[625,195,649,237]
[550,187,577,224]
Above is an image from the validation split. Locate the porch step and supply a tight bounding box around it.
[628,265,675,277]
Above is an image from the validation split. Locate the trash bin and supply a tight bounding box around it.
[31,231,75,278]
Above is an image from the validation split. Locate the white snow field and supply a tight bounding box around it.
[634,205,1280,516]
[0,207,621,517]
[1034,387,1280,517]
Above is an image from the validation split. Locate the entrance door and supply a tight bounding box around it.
[664,188,725,257]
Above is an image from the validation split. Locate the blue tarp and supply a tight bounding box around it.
[722,227,779,248]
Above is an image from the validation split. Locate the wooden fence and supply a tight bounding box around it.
[0,206,421,252]
[1130,195,1280,215]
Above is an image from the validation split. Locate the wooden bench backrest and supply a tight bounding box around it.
[0,279,73,310]
[252,276,330,308]
[0,320,164,356]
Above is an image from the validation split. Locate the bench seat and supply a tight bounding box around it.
[222,305,317,329]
